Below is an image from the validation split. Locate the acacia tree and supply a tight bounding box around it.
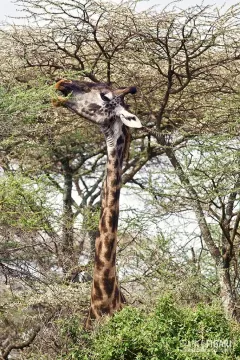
[133,6,240,319]
[1,0,240,321]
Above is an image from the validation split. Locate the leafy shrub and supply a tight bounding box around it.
[0,78,54,123]
[60,296,240,360]
[0,173,54,231]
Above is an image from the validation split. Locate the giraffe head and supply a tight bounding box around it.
[55,79,142,129]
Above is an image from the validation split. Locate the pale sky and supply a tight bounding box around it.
[1,0,18,21]
[0,0,239,22]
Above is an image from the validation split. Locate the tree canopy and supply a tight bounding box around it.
[1,0,240,358]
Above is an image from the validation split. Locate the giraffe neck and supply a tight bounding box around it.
[86,121,127,327]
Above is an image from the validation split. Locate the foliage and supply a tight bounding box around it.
[1,0,240,358]
[58,296,240,360]
[0,173,54,231]
[0,282,90,360]
[0,78,54,122]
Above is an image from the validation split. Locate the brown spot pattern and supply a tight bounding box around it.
[101,215,108,233]
[103,276,115,296]
[85,118,131,327]
[93,280,103,300]
[104,240,115,261]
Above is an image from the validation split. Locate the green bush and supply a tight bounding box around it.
[60,296,240,360]
[0,173,54,231]
[0,79,53,123]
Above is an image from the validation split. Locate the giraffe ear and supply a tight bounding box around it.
[119,112,142,128]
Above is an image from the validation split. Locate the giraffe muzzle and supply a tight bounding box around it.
[52,79,74,107]
[55,79,73,96]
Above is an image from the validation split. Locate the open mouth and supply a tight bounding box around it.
[55,79,73,96]
[52,79,73,107]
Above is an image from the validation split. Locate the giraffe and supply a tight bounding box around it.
[54,79,142,328]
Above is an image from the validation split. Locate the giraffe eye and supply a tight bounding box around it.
[100,92,111,102]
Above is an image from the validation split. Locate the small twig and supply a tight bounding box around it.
[1,312,55,360]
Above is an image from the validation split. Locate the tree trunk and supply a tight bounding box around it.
[217,264,239,321]
[82,205,100,260]
[61,159,76,272]
[163,141,240,321]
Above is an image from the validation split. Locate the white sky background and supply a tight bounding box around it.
[1,0,18,21]
[0,0,239,22]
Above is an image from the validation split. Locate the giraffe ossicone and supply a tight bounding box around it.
[55,79,142,328]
